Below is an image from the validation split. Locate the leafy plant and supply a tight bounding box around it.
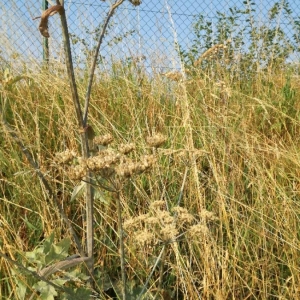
[179,0,298,78]
[13,233,91,300]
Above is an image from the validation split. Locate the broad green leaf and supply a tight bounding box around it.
[16,281,27,300]
[66,268,90,281]
[45,238,70,265]
[43,233,55,255]
[94,189,110,204]
[52,278,68,286]
[25,247,46,268]
[33,281,57,300]
[63,287,91,300]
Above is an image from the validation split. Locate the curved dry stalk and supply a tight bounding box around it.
[38,255,91,278]
[0,251,65,293]
[83,0,125,125]
[38,5,64,37]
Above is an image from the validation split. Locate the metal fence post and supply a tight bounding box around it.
[42,0,49,64]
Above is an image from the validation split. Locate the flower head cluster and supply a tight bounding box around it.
[85,149,121,171]
[94,134,113,146]
[124,202,218,246]
[54,149,77,164]
[116,155,156,178]
[65,133,163,181]
[124,201,197,245]
[146,133,167,148]
[118,143,136,154]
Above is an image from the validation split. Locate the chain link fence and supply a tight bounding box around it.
[0,0,299,73]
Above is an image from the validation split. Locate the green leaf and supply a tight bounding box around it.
[21,216,39,231]
[52,278,68,286]
[43,233,55,255]
[33,281,57,300]
[45,238,71,265]
[56,238,71,254]
[63,287,91,300]
[94,189,110,204]
[25,247,46,268]
[16,280,27,300]
[66,268,90,281]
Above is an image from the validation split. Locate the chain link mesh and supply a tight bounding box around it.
[0,0,299,72]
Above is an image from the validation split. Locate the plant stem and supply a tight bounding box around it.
[58,2,94,280]
[115,191,127,299]
[83,0,125,125]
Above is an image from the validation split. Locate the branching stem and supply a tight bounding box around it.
[83,0,125,125]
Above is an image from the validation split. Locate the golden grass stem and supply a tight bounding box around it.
[1,119,83,255]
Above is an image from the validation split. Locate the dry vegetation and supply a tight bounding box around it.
[1,56,300,299]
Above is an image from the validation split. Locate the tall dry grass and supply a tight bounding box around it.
[1,58,300,298]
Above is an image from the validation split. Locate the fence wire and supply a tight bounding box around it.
[0,0,299,73]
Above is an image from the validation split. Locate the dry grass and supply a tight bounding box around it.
[1,59,300,299]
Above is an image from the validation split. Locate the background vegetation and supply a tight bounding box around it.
[1,1,300,299]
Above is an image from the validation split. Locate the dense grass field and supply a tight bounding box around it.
[1,57,300,299]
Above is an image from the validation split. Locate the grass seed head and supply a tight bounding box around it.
[162,71,183,81]
[200,209,218,222]
[172,206,195,225]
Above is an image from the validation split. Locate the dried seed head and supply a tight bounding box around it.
[129,0,142,6]
[156,210,174,225]
[188,224,210,241]
[200,209,218,222]
[194,39,231,66]
[115,157,137,178]
[69,164,86,180]
[146,133,167,148]
[124,217,138,230]
[162,71,183,81]
[94,134,113,146]
[160,225,179,240]
[124,213,149,231]
[55,149,77,164]
[145,216,160,226]
[134,229,155,246]
[86,149,120,171]
[172,206,195,224]
[149,200,166,210]
[116,155,156,178]
[118,143,136,154]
